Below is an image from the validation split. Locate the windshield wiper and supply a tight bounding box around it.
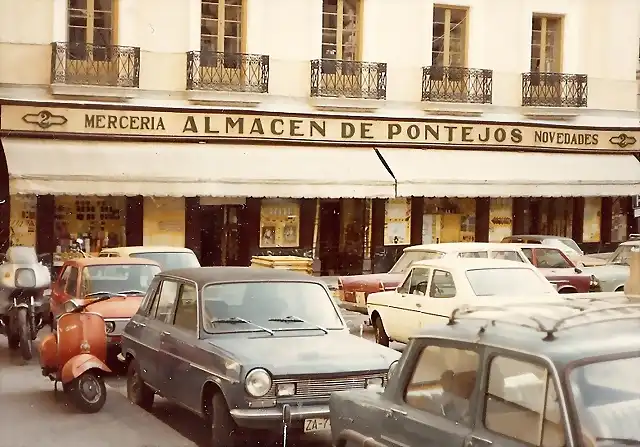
[117,290,145,295]
[596,438,640,445]
[268,315,328,334]
[85,291,126,298]
[210,317,274,336]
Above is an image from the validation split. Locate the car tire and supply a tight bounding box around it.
[67,371,107,413]
[374,316,390,347]
[126,359,154,411]
[211,393,243,447]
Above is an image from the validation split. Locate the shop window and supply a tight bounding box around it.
[489,198,513,242]
[611,198,627,242]
[422,198,475,243]
[551,198,573,238]
[322,0,360,61]
[9,195,36,247]
[54,196,126,261]
[582,197,601,243]
[384,198,411,246]
[432,6,468,67]
[259,199,300,248]
[530,15,562,72]
[200,0,243,66]
[142,197,185,247]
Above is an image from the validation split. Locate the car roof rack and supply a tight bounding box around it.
[448,301,640,341]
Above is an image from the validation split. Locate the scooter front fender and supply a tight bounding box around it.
[61,353,111,384]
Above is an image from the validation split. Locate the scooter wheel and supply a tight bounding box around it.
[68,371,107,413]
[17,308,33,361]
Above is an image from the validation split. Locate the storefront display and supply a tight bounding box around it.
[583,197,602,243]
[488,198,513,242]
[422,198,475,243]
[143,197,185,247]
[9,195,36,247]
[551,198,573,237]
[384,198,411,245]
[259,199,300,248]
[54,196,126,259]
[611,197,627,242]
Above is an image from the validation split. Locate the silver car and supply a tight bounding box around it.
[582,240,640,292]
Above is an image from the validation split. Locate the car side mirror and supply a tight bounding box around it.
[574,267,583,274]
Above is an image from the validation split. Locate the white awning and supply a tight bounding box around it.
[2,139,395,198]
[377,148,640,197]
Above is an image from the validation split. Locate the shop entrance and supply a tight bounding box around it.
[200,205,248,267]
[318,199,365,276]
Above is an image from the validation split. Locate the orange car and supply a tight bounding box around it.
[50,257,161,361]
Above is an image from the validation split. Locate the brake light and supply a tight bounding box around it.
[379,281,385,292]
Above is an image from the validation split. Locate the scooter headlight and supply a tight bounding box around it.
[245,368,272,397]
[15,268,36,288]
[105,321,116,334]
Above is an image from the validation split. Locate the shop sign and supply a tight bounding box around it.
[1,104,639,152]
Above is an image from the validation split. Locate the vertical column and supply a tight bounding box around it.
[0,142,10,252]
[184,197,201,259]
[474,198,490,243]
[299,199,316,257]
[244,198,261,260]
[410,197,424,245]
[311,199,321,274]
[361,199,373,274]
[512,198,526,235]
[125,196,143,246]
[600,197,612,245]
[572,198,585,243]
[36,195,55,255]
[370,199,386,273]
[626,196,639,236]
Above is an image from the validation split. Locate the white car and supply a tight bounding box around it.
[367,258,560,346]
[98,246,200,271]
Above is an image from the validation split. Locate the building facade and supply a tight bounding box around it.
[0,0,639,274]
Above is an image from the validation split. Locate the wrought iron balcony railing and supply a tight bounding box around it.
[310,59,387,100]
[522,72,588,107]
[50,42,140,88]
[422,66,493,104]
[186,51,269,93]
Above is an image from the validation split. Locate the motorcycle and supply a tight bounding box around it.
[39,296,111,413]
[0,246,51,360]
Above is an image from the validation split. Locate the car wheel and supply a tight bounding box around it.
[211,393,243,447]
[374,316,390,347]
[127,359,154,411]
[67,371,107,413]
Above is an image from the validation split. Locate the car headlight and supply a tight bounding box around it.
[245,368,272,397]
[15,268,36,288]
[105,321,116,334]
[276,383,296,397]
[590,275,600,287]
[366,377,384,389]
[388,360,399,380]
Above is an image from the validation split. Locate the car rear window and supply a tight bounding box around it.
[130,252,200,271]
[389,251,444,273]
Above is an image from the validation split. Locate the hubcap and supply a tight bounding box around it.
[78,375,101,404]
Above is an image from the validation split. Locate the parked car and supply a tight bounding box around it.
[331,300,640,447]
[120,267,400,447]
[501,234,606,266]
[367,258,560,345]
[340,243,593,314]
[49,257,161,361]
[582,240,640,292]
[99,246,200,271]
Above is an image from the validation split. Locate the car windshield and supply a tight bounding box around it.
[201,281,344,333]
[542,237,583,256]
[569,355,640,443]
[607,245,639,266]
[82,264,160,295]
[130,252,200,270]
[465,268,555,296]
[535,248,574,269]
[389,251,444,273]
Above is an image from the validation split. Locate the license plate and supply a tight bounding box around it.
[303,418,330,433]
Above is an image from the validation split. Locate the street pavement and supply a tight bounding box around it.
[0,307,400,447]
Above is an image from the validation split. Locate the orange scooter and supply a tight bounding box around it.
[39,296,111,413]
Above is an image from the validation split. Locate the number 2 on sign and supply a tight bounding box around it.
[304,418,330,432]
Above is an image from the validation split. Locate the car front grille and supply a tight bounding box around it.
[267,372,387,400]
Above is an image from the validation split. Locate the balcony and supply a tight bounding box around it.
[521,72,588,108]
[310,59,387,102]
[186,51,269,96]
[422,66,493,104]
[50,42,140,98]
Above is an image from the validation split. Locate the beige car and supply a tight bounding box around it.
[98,246,200,271]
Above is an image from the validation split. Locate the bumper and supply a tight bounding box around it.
[230,404,329,430]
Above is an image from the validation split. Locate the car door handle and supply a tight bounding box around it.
[385,407,408,418]
[161,330,170,336]
[466,435,493,447]
[132,321,146,328]
[415,302,422,308]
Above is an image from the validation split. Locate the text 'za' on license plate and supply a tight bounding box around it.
[303,418,331,433]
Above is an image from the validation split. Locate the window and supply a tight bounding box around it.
[389,251,444,274]
[67,0,114,60]
[397,270,413,294]
[430,270,457,298]
[530,15,562,72]
[466,268,555,296]
[201,0,243,59]
[65,267,79,296]
[432,6,467,67]
[130,252,200,270]
[535,248,572,269]
[173,284,198,332]
[484,356,565,447]
[490,251,525,262]
[405,345,479,424]
[154,280,179,322]
[408,267,431,296]
[57,266,72,291]
[522,248,535,263]
[322,0,360,61]
[458,251,489,259]
[80,264,160,296]
[259,200,300,248]
[139,278,161,315]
